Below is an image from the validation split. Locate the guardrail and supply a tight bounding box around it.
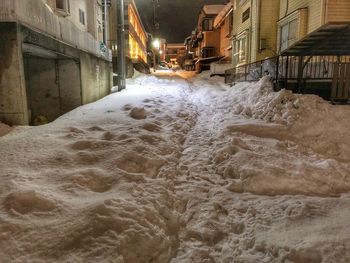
[225,55,350,85]
[225,55,350,100]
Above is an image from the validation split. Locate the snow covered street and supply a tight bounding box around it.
[1,71,350,262]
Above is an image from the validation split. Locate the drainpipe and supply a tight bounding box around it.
[256,0,262,54]
[322,0,327,25]
[117,0,126,90]
[104,0,109,45]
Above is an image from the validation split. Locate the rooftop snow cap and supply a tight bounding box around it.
[214,2,234,28]
[202,5,226,15]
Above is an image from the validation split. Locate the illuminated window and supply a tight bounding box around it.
[233,34,247,65]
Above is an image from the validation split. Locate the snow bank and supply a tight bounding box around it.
[187,75,350,197]
[0,122,12,137]
[1,71,350,262]
[224,77,350,160]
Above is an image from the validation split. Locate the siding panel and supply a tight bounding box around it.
[326,0,350,23]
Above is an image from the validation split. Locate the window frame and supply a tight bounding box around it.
[56,0,70,16]
[233,33,248,66]
[79,8,86,25]
[242,8,250,23]
[279,18,298,52]
[202,19,214,31]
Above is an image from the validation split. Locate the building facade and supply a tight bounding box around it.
[275,0,350,99]
[0,0,112,125]
[196,5,224,60]
[226,0,350,101]
[277,0,350,54]
[231,0,280,67]
[109,0,149,77]
[214,2,234,59]
[166,43,186,67]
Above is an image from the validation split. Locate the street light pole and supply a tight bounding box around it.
[117,0,126,90]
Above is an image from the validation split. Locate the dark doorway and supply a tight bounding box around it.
[23,53,82,125]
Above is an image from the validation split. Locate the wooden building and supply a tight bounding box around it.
[196,5,224,59]
[226,0,350,101]
[166,43,186,67]
[277,0,350,54]
[276,0,350,100]
[231,0,280,67]
[189,5,226,72]
[213,2,234,59]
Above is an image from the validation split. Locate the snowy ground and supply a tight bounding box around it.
[1,70,350,263]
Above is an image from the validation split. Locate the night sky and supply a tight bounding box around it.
[134,0,229,43]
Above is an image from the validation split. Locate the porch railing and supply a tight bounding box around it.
[225,55,350,100]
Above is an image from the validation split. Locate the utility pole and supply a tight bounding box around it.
[103,0,109,45]
[117,0,126,90]
[103,0,108,46]
[152,0,160,71]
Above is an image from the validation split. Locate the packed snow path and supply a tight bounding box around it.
[1,71,350,262]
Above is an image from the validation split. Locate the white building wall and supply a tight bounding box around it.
[67,0,88,31]
[0,0,111,61]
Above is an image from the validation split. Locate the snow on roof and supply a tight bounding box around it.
[214,2,234,28]
[202,5,226,15]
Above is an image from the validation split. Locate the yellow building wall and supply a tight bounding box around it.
[279,0,322,34]
[256,0,280,60]
[232,0,279,63]
[128,4,147,63]
[232,0,251,36]
[326,0,350,23]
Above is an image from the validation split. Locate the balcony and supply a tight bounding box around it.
[202,31,220,48]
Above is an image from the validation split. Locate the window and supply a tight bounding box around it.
[280,19,298,51]
[79,9,85,25]
[202,19,213,31]
[233,35,247,65]
[242,8,250,23]
[56,0,70,15]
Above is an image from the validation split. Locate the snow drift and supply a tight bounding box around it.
[0,71,349,262]
[0,122,12,137]
[225,77,350,160]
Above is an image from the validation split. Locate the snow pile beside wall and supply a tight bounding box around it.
[0,122,12,137]
[225,77,350,160]
[228,77,298,125]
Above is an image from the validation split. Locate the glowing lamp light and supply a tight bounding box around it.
[159,50,163,55]
[152,39,160,49]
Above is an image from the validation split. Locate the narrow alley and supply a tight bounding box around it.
[1,71,350,262]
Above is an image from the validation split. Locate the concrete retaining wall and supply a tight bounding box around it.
[0,23,29,125]
[0,22,112,126]
[80,52,112,104]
